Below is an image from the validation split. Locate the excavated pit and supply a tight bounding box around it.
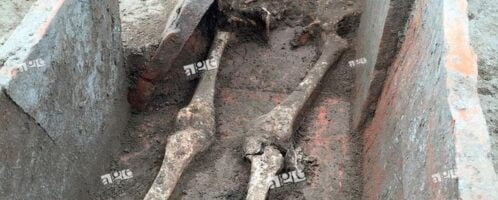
[0,0,497,200]
[99,1,363,199]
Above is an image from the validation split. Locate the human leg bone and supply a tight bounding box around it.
[243,34,347,200]
[144,31,231,200]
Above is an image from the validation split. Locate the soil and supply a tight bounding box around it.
[468,0,498,173]
[95,0,362,199]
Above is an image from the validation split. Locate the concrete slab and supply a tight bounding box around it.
[0,0,128,199]
[128,0,214,110]
[361,0,498,199]
[0,0,36,45]
[351,0,415,131]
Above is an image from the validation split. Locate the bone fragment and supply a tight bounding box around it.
[261,7,271,40]
[144,31,231,200]
[246,146,284,200]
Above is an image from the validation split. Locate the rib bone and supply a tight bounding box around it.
[144,31,231,200]
[243,34,347,200]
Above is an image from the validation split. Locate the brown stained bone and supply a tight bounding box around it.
[129,0,214,111]
[242,34,347,200]
[144,31,231,200]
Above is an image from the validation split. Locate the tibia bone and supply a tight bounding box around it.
[243,34,348,156]
[144,31,231,200]
[243,34,347,200]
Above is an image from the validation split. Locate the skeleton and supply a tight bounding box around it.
[239,1,353,198]
[144,0,354,198]
[144,31,231,200]
[145,31,347,200]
